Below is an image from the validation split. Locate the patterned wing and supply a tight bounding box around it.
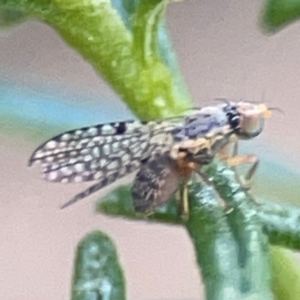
[131,153,180,213]
[29,120,177,185]
[29,118,183,209]
[30,121,144,183]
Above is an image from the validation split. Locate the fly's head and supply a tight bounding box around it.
[224,101,272,140]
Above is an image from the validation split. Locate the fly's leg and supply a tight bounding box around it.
[195,168,213,186]
[182,183,189,221]
[231,141,259,190]
[175,183,190,221]
[220,141,259,190]
[178,170,215,221]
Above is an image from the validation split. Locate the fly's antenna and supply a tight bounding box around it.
[268,107,284,114]
[213,98,231,105]
[260,90,284,115]
[258,104,283,119]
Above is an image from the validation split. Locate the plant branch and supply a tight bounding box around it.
[0,0,191,120]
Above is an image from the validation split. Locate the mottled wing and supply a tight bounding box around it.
[29,120,177,184]
[131,153,180,213]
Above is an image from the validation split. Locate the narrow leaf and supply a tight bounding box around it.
[72,231,126,300]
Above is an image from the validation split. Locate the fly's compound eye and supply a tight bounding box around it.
[238,113,264,139]
[236,103,268,139]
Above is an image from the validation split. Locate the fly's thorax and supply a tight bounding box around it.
[170,123,232,166]
[171,106,228,143]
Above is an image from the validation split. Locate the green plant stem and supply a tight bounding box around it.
[204,162,273,299]
[0,0,191,120]
[185,185,242,300]
[258,200,300,250]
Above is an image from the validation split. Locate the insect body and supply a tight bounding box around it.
[29,101,271,212]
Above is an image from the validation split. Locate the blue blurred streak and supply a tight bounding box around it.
[0,83,134,129]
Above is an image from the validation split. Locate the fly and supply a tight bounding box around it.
[29,101,272,213]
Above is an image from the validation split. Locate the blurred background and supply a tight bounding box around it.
[1,0,300,299]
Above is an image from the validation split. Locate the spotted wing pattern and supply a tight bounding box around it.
[132,153,180,213]
[29,120,178,205]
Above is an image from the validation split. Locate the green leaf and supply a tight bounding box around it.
[262,0,300,32]
[71,231,126,300]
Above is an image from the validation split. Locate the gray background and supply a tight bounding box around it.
[1,0,300,299]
